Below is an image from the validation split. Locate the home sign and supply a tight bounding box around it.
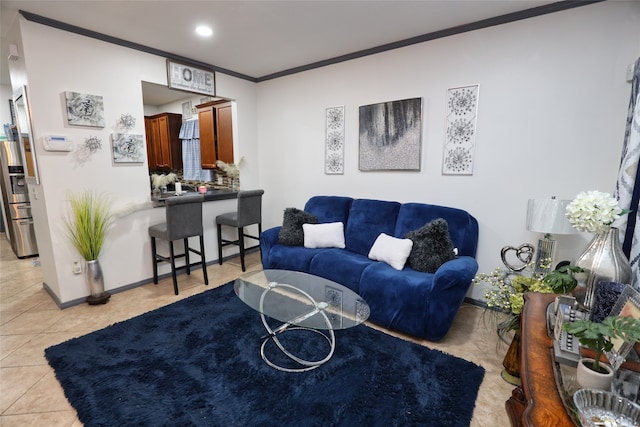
[167,60,215,96]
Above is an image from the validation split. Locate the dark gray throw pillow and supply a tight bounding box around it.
[278,208,318,246]
[404,218,456,273]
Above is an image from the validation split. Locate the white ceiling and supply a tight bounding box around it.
[1,0,573,103]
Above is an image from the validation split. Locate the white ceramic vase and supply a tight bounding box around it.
[576,357,614,390]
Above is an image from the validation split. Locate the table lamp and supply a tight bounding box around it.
[526,197,576,274]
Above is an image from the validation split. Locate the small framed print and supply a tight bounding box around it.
[111,133,144,163]
[610,286,640,356]
[65,91,105,127]
[611,286,640,320]
[182,101,193,119]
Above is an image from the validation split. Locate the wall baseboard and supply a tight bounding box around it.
[44,249,259,309]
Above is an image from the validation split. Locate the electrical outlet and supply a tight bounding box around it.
[72,261,82,274]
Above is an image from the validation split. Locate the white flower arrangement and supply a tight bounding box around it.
[565,190,627,233]
[216,157,244,178]
[150,173,177,190]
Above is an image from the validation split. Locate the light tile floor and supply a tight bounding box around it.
[0,236,514,426]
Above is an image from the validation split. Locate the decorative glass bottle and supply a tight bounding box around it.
[501,329,522,386]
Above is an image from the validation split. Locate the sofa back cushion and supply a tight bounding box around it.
[394,203,479,257]
[345,199,401,256]
[304,196,353,224]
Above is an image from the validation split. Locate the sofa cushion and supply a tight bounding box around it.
[395,203,479,257]
[266,244,323,272]
[345,199,401,256]
[368,233,413,271]
[308,249,372,294]
[303,222,345,249]
[404,219,456,273]
[304,196,353,224]
[278,208,318,246]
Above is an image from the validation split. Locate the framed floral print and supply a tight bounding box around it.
[442,85,479,175]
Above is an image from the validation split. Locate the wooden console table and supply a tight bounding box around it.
[505,292,576,426]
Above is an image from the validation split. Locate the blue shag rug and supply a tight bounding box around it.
[45,282,485,426]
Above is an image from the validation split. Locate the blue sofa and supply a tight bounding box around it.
[260,196,479,340]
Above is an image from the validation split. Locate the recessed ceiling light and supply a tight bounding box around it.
[195,25,213,37]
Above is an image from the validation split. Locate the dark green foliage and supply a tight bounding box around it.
[543,265,583,294]
[563,315,640,371]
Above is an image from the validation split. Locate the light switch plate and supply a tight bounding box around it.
[627,62,636,82]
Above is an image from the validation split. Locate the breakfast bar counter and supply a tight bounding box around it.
[152,189,238,205]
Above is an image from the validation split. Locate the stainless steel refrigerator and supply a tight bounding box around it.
[0,131,38,258]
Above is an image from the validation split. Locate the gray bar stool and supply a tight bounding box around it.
[149,193,208,295]
[216,189,264,271]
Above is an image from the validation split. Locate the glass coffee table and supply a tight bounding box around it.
[234,269,370,372]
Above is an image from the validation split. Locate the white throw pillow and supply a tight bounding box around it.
[303,222,346,249]
[368,233,413,271]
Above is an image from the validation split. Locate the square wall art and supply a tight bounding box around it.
[182,101,193,119]
[325,106,345,174]
[112,133,144,163]
[65,92,105,127]
[359,97,422,171]
[442,85,479,175]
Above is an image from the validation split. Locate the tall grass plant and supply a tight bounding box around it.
[65,191,113,261]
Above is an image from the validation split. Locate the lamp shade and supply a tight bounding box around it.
[526,198,576,234]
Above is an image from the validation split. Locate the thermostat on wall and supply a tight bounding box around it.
[43,135,72,152]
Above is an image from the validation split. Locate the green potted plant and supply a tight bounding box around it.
[473,261,583,385]
[64,190,113,304]
[563,315,640,389]
[542,264,584,294]
[473,261,582,339]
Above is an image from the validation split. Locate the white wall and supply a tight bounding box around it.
[0,84,12,123]
[6,1,640,305]
[256,1,640,300]
[7,17,258,304]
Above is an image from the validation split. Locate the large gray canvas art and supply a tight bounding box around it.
[359,98,422,171]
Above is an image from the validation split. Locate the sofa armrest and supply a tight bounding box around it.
[260,226,281,268]
[424,256,478,340]
[433,256,479,292]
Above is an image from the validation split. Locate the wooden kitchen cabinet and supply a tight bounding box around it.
[144,117,156,169]
[196,100,234,169]
[144,112,182,170]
